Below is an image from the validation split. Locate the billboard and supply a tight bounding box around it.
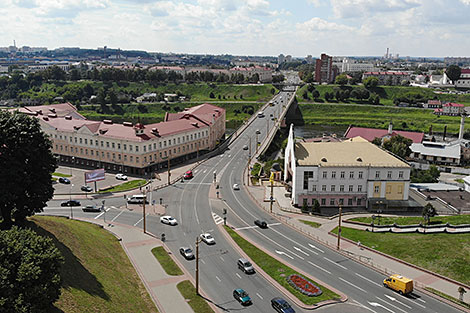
[85,168,105,183]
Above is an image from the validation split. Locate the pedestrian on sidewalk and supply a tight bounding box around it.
[358,241,362,250]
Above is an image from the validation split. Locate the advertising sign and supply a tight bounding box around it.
[85,168,105,183]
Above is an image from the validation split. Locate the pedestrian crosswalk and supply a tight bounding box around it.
[212,212,224,225]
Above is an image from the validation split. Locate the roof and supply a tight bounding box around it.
[166,103,225,125]
[410,141,461,159]
[364,71,409,75]
[461,69,470,74]
[345,126,424,143]
[12,102,86,120]
[444,103,464,107]
[295,137,409,167]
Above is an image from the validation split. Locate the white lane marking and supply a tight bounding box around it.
[353,300,379,313]
[355,273,383,288]
[384,295,412,310]
[323,257,348,270]
[293,246,309,256]
[268,222,281,227]
[338,277,367,293]
[256,293,263,300]
[234,225,258,231]
[376,296,408,313]
[417,298,426,303]
[110,209,125,222]
[235,273,241,279]
[369,302,394,313]
[203,169,207,174]
[212,212,224,225]
[180,182,212,185]
[215,276,221,282]
[308,243,324,253]
[275,250,294,259]
[308,261,331,274]
[201,259,206,264]
[133,214,148,226]
[267,227,314,257]
[94,207,110,219]
[219,256,224,262]
[401,296,426,309]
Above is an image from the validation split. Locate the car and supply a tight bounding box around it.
[237,258,255,274]
[200,233,215,245]
[271,297,295,313]
[179,247,195,260]
[233,288,252,306]
[257,111,264,118]
[183,170,193,179]
[233,183,240,190]
[254,219,268,229]
[81,185,92,192]
[243,145,248,150]
[82,204,101,212]
[115,173,128,180]
[160,216,178,226]
[58,177,71,184]
[61,200,81,207]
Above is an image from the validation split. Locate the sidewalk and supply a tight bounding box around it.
[76,218,194,313]
[243,180,470,308]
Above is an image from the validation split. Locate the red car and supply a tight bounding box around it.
[184,170,193,179]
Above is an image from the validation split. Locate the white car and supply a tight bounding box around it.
[200,233,215,245]
[233,183,240,190]
[115,173,128,180]
[160,216,178,226]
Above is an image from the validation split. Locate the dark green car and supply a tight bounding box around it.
[233,288,252,306]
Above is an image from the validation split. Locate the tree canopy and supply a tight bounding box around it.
[0,111,57,229]
[382,135,412,159]
[335,74,348,86]
[0,226,64,312]
[446,65,461,83]
[363,76,379,89]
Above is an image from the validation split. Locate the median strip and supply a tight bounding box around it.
[151,246,184,276]
[177,280,215,313]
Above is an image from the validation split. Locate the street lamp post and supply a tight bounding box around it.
[69,184,74,219]
[195,236,202,295]
[337,204,342,250]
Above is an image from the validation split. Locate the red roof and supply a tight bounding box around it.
[444,103,464,107]
[345,126,424,143]
[166,103,225,125]
[13,102,85,120]
[428,100,441,105]
[461,69,470,74]
[364,71,409,76]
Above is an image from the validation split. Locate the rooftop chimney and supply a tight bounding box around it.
[388,122,393,135]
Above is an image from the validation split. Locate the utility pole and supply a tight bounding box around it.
[143,193,147,233]
[167,157,171,185]
[337,205,342,250]
[195,236,202,295]
[270,174,274,213]
[255,133,259,153]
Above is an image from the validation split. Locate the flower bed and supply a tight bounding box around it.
[287,274,322,297]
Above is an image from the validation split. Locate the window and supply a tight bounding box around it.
[79,138,83,144]
[74,137,77,143]
[178,138,180,144]
[358,185,363,192]
[124,144,127,151]
[112,153,115,159]
[322,172,327,179]
[143,146,146,152]
[107,152,110,159]
[130,156,133,162]
[399,171,404,178]
[164,141,167,147]
[357,198,362,206]
[340,171,345,179]
[124,155,127,161]
[95,140,98,146]
[159,142,162,148]
[80,148,83,154]
[153,143,156,150]
[375,171,380,179]
[322,185,327,191]
[374,186,380,193]
[112,143,115,149]
[349,185,354,192]
[136,157,139,163]
[106,142,110,148]
[135,146,139,152]
[340,185,344,192]
[398,186,403,194]
[386,185,392,194]
[331,171,336,179]
[100,141,103,147]
[312,185,317,192]
[339,198,344,206]
[330,199,335,206]
[349,171,354,179]
[358,171,363,179]
[85,139,88,145]
[321,199,326,205]
[303,171,313,190]
[129,145,133,151]
[118,154,121,160]
[117,143,121,149]
[387,171,392,179]
[144,156,147,163]
[331,185,336,192]
[85,149,88,155]
[348,199,353,206]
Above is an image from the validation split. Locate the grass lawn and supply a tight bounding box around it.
[28,216,157,313]
[151,247,184,276]
[299,220,321,228]
[331,226,470,285]
[53,172,72,178]
[348,215,470,226]
[177,280,215,313]
[224,226,340,305]
[99,179,147,193]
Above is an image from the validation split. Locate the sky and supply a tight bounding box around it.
[1,0,470,57]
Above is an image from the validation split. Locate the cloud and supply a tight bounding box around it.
[331,0,421,18]
[297,17,355,33]
[10,0,110,18]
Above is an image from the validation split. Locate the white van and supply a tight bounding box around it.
[127,194,148,204]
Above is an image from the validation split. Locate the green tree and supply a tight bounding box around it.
[372,137,382,146]
[312,90,320,100]
[382,135,412,159]
[307,84,315,92]
[302,90,310,100]
[422,203,437,225]
[0,226,64,312]
[335,74,348,85]
[446,65,461,83]
[0,111,57,229]
[209,91,215,98]
[312,199,320,214]
[363,76,379,89]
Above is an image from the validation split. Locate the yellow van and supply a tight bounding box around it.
[383,274,413,295]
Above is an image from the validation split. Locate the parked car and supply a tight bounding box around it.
[233,183,240,190]
[160,216,178,226]
[200,233,215,245]
[82,205,101,212]
[233,288,252,306]
[271,297,295,313]
[115,173,128,180]
[237,258,255,274]
[58,177,71,184]
[179,247,195,260]
[81,185,92,192]
[243,145,248,150]
[184,170,193,179]
[61,200,81,207]
[254,219,268,229]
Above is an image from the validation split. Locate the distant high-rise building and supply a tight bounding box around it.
[285,55,292,63]
[306,55,313,64]
[315,53,337,83]
[278,54,285,64]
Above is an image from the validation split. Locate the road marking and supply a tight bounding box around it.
[110,209,125,222]
[212,212,224,225]
[307,261,331,274]
[234,225,258,230]
[401,296,426,308]
[355,273,382,288]
[293,246,309,256]
[417,298,426,303]
[323,257,347,270]
[219,256,224,262]
[179,182,212,185]
[275,250,294,259]
[201,259,205,264]
[384,295,412,309]
[376,296,408,313]
[353,300,379,313]
[267,222,281,227]
[367,301,394,313]
[308,243,324,253]
[338,277,367,293]
[235,273,241,279]
[94,207,110,219]
[215,276,221,282]
[256,293,263,300]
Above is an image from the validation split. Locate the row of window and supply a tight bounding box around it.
[313,184,363,192]
[303,198,363,207]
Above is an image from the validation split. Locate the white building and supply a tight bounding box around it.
[284,125,411,211]
[410,141,461,166]
[337,58,377,73]
[455,69,470,88]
